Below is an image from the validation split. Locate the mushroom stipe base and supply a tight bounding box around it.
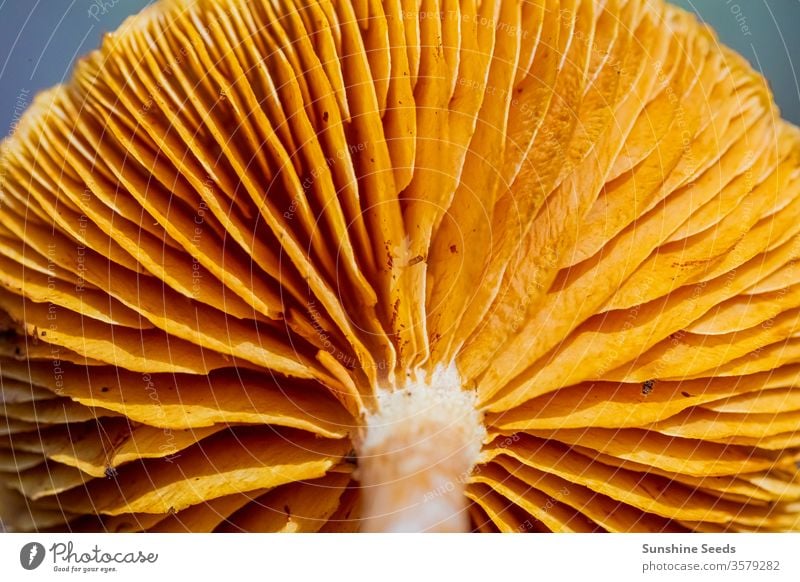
[355,365,485,532]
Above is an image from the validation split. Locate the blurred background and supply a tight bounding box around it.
[0,0,799,136]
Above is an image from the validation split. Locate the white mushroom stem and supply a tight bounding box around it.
[355,365,485,532]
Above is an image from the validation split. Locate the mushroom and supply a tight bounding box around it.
[1,0,799,533]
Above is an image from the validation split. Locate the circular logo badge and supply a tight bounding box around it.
[20,542,46,570]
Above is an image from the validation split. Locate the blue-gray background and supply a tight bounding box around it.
[1,0,799,136]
